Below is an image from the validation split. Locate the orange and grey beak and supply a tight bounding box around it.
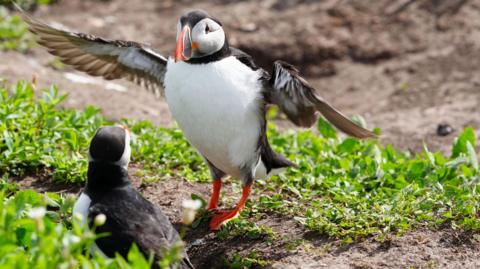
[175,25,192,62]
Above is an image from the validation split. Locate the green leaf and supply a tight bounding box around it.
[466,141,478,170]
[337,138,359,154]
[317,117,337,139]
[452,127,476,158]
[423,143,435,166]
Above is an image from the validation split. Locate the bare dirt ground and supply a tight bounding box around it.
[3,0,480,268]
[15,166,480,269]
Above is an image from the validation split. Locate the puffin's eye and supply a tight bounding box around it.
[205,24,210,34]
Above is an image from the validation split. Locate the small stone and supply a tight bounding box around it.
[437,124,454,136]
[239,23,258,33]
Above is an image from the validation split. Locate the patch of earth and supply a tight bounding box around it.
[10,168,480,269]
[272,228,480,269]
[3,0,480,268]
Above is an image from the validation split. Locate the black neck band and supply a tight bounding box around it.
[186,40,231,64]
[86,162,130,198]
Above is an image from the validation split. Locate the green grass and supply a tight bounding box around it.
[0,6,33,52]
[0,81,207,183]
[224,250,270,269]
[0,80,479,266]
[0,1,56,51]
[256,121,480,240]
[216,219,274,241]
[0,178,176,268]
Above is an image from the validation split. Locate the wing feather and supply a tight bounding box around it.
[265,61,376,139]
[22,12,167,96]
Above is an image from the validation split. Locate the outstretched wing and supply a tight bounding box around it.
[264,61,376,139]
[22,13,167,97]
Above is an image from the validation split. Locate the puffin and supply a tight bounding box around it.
[72,125,194,269]
[24,10,375,230]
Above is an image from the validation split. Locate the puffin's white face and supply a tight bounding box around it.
[175,12,226,62]
[190,18,225,57]
[115,127,131,169]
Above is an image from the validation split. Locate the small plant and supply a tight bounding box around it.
[0,6,34,51]
[216,219,274,241]
[224,251,270,269]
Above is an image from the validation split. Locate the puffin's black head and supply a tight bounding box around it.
[89,126,131,169]
[175,10,227,62]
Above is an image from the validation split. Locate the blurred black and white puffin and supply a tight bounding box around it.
[72,126,194,269]
[25,10,375,230]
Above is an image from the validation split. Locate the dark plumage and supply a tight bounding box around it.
[74,126,194,269]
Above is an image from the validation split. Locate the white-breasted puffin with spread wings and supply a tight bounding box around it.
[23,9,375,230]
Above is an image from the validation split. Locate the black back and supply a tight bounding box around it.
[230,47,260,70]
[88,186,194,269]
[85,126,195,268]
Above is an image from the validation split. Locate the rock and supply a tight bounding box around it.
[437,124,454,136]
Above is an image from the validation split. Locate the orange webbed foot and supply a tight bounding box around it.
[209,209,240,230]
[208,184,251,231]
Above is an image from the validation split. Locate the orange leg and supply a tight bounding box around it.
[207,179,222,211]
[209,184,251,231]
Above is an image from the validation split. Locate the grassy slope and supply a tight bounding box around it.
[1,80,479,267]
[0,83,189,268]
[1,4,479,268]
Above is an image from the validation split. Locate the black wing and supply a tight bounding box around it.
[263,61,376,139]
[22,12,167,97]
[88,188,194,269]
[230,47,260,71]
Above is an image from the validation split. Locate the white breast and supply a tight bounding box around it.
[72,192,107,257]
[73,192,91,226]
[164,56,263,177]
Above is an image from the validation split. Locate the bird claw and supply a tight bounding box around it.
[209,209,239,231]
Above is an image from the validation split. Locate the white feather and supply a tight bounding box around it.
[72,193,107,257]
[73,193,91,226]
[164,56,263,178]
[254,159,285,179]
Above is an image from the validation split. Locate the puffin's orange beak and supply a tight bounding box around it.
[175,25,192,62]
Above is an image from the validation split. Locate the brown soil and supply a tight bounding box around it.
[12,166,480,269]
[3,0,480,268]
